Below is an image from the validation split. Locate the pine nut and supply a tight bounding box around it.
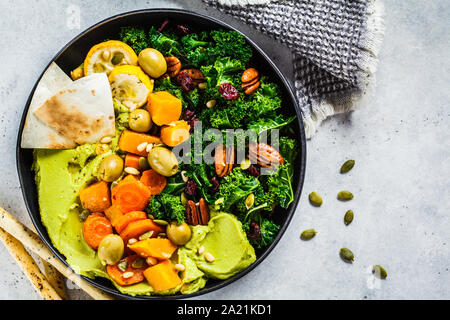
[198,82,207,90]
[137,142,148,152]
[181,170,189,182]
[100,136,112,144]
[128,238,137,245]
[175,264,186,272]
[197,245,205,255]
[122,272,134,279]
[205,252,215,263]
[102,50,111,61]
[146,143,154,153]
[146,257,158,266]
[125,167,140,175]
[206,100,217,109]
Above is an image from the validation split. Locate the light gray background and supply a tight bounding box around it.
[0,0,449,300]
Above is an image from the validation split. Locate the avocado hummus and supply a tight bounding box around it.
[177,212,256,293]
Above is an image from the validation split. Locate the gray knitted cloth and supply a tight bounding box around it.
[204,0,385,138]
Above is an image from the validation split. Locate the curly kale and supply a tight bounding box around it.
[243,218,281,250]
[216,168,260,212]
[266,162,295,209]
[146,193,185,224]
[210,30,253,65]
[148,27,184,58]
[279,136,299,164]
[119,26,149,54]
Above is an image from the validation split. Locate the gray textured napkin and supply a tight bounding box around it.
[204,0,385,138]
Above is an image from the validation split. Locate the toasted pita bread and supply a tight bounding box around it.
[34,73,115,145]
[21,62,76,149]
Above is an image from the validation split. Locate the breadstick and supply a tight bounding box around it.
[42,261,67,299]
[0,207,114,300]
[0,227,62,300]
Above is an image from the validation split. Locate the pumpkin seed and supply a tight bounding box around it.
[344,210,354,225]
[338,190,354,201]
[340,160,355,173]
[111,52,124,65]
[300,229,317,240]
[372,265,387,279]
[240,159,252,170]
[147,214,155,220]
[245,193,255,210]
[139,157,150,171]
[117,260,128,272]
[180,192,188,206]
[131,258,146,269]
[340,248,354,262]
[139,231,154,241]
[153,219,169,226]
[78,209,90,222]
[309,192,323,206]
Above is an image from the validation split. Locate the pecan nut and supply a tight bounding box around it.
[180,68,205,86]
[165,56,181,78]
[249,143,284,168]
[215,145,235,178]
[242,68,260,95]
[197,198,210,225]
[185,200,199,226]
[185,199,210,226]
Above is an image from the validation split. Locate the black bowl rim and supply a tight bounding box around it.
[16,8,307,300]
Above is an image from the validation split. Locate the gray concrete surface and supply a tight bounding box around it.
[0,0,449,300]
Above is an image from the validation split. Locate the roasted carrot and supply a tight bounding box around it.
[143,260,181,292]
[119,219,164,244]
[118,130,162,157]
[82,213,113,250]
[124,154,141,170]
[140,170,167,195]
[104,205,125,227]
[160,121,190,147]
[79,181,111,213]
[114,211,147,234]
[111,178,151,213]
[106,255,147,286]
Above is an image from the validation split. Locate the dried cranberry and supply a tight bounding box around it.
[177,24,191,35]
[158,18,170,32]
[247,165,260,178]
[177,71,195,92]
[189,118,199,133]
[219,83,240,100]
[182,110,195,121]
[184,179,197,198]
[209,176,220,193]
[247,221,261,242]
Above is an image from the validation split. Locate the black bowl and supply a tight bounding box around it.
[16,9,306,299]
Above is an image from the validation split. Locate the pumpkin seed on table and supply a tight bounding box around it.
[339,248,354,263]
[372,265,388,279]
[344,210,354,225]
[338,190,354,201]
[340,160,355,173]
[300,229,317,240]
[309,192,323,207]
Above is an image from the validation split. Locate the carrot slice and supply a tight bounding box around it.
[119,130,162,156]
[104,205,124,227]
[119,219,164,244]
[111,178,151,213]
[82,213,113,250]
[79,181,111,213]
[124,154,141,170]
[114,211,147,234]
[140,170,167,195]
[106,255,147,286]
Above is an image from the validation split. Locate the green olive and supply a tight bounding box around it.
[98,154,124,182]
[97,234,124,265]
[166,222,192,245]
[147,147,179,177]
[138,48,167,78]
[129,109,152,132]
